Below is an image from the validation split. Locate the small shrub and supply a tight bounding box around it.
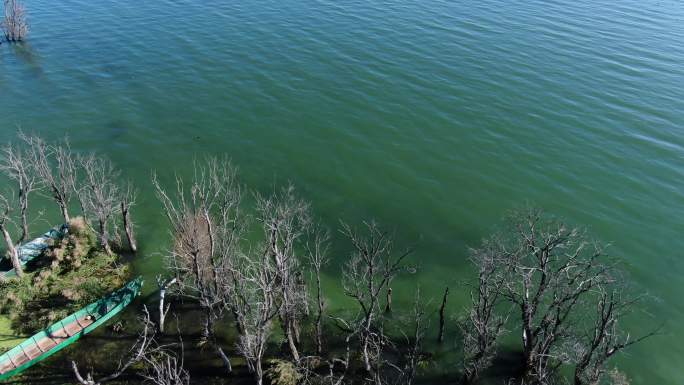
[266,359,302,385]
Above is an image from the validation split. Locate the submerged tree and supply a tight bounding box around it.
[469,208,655,385]
[72,306,188,385]
[460,236,509,384]
[154,158,243,375]
[231,251,281,385]
[22,134,78,224]
[79,155,121,255]
[340,221,411,383]
[307,229,330,355]
[121,181,138,253]
[0,193,23,276]
[255,185,312,362]
[572,286,656,385]
[401,288,429,385]
[1,0,28,42]
[0,140,40,243]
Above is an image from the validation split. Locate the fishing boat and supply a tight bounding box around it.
[0,277,143,380]
[3,224,69,278]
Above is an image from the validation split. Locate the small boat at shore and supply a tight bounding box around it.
[0,277,143,380]
[2,224,69,278]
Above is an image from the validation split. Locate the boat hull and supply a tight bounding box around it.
[0,277,143,380]
[3,224,69,278]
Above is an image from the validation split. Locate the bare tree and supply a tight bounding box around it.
[255,184,312,362]
[401,288,428,385]
[301,318,353,385]
[72,306,158,385]
[474,208,654,385]
[232,251,281,385]
[79,155,121,255]
[121,182,138,253]
[340,221,411,381]
[140,347,190,385]
[307,229,330,355]
[0,140,40,243]
[476,209,610,384]
[157,275,177,334]
[2,0,28,42]
[23,135,78,224]
[460,237,509,384]
[141,323,190,385]
[154,158,242,375]
[0,193,22,276]
[572,287,657,385]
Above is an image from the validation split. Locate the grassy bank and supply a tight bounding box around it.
[0,217,129,337]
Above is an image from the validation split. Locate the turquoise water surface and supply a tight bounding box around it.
[1,0,683,383]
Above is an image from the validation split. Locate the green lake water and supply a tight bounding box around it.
[1,0,683,383]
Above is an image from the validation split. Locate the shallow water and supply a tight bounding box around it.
[1,0,683,383]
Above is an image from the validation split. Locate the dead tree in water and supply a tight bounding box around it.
[121,182,138,253]
[157,275,177,333]
[2,0,28,42]
[231,251,281,385]
[306,229,329,355]
[437,287,448,343]
[78,155,121,255]
[0,140,40,243]
[0,193,22,276]
[23,135,78,224]
[402,288,428,385]
[141,345,190,385]
[255,184,312,362]
[473,208,655,385]
[340,221,411,381]
[71,307,158,384]
[459,238,509,384]
[154,158,243,375]
[572,286,658,385]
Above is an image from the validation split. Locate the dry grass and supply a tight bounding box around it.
[0,217,129,333]
[46,217,96,271]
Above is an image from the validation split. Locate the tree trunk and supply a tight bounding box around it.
[19,190,29,243]
[315,274,324,354]
[574,371,583,385]
[98,219,112,255]
[216,345,233,374]
[285,321,300,362]
[438,287,449,343]
[255,358,264,385]
[1,226,22,277]
[60,202,70,224]
[121,202,137,253]
[293,318,301,345]
[157,277,176,333]
[385,287,393,313]
[203,312,212,340]
[361,333,372,373]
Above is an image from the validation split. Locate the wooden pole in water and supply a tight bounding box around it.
[438,286,449,343]
[385,287,393,313]
[121,201,137,253]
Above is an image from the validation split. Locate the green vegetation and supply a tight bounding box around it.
[0,217,129,334]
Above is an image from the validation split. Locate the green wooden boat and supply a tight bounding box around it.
[3,224,69,278]
[0,277,143,380]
